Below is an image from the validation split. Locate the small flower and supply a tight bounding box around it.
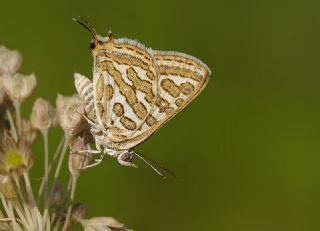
[0,46,22,76]
[56,94,87,135]
[0,136,33,176]
[0,175,17,199]
[71,203,88,222]
[21,119,39,144]
[80,217,129,231]
[2,73,36,102]
[68,137,91,175]
[30,98,57,130]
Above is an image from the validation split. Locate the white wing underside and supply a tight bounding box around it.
[92,38,211,150]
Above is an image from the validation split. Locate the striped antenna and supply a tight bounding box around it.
[73,16,97,39]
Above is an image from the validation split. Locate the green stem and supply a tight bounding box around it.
[6,109,18,141]
[37,135,65,203]
[13,101,22,137]
[43,134,70,225]
[62,174,79,231]
[42,129,49,202]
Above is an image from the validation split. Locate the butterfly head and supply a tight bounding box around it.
[117,149,137,168]
[73,16,113,52]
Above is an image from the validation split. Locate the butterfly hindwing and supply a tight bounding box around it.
[115,50,211,149]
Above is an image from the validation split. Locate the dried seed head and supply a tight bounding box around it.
[49,183,65,208]
[2,73,36,102]
[71,203,88,223]
[0,136,34,176]
[0,175,17,199]
[21,119,39,144]
[0,46,22,76]
[30,98,57,130]
[56,94,87,135]
[68,137,91,175]
[0,79,6,105]
[81,217,127,231]
[56,94,81,120]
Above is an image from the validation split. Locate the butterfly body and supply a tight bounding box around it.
[74,30,211,168]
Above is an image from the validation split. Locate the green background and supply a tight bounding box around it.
[1,0,320,230]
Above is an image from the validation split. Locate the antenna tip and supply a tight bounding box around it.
[72,16,81,22]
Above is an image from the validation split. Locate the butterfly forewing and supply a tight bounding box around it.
[92,38,159,145]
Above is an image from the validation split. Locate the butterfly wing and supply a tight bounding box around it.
[92,38,211,150]
[117,50,211,149]
[92,38,159,146]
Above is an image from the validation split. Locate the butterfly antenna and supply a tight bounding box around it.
[73,16,97,39]
[108,29,113,41]
[133,151,176,179]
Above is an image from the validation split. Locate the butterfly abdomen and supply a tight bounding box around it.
[74,73,95,119]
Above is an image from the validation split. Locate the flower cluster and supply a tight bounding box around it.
[0,46,132,230]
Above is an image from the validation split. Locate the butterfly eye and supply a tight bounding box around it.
[89,42,96,50]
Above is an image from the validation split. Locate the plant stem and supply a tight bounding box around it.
[13,201,33,231]
[8,200,23,231]
[42,129,49,202]
[6,109,18,141]
[38,135,65,203]
[62,174,79,231]
[43,134,70,225]
[0,193,11,218]
[53,134,70,180]
[23,173,44,231]
[13,176,36,230]
[13,100,22,137]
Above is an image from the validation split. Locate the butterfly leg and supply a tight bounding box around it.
[80,152,106,169]
[80,145,107,169]
[76,143,102,154]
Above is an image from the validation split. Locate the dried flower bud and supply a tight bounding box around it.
[56,94,80,121]
[0,136,33,176]
[81,217,127,231]
[0,175,17,199]
[21,119,39,144]
[68,137,91,175]
[3,73,36,102]
[56,94,86,135]
[49,183,65,208]
[71,203,88,222]
[0,46,22,76]
[0,79,6,105]
[30,98,57,130]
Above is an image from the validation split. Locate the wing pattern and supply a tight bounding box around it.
[92,38,211,150]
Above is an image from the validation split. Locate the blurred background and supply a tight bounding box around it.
[1,0,320,230]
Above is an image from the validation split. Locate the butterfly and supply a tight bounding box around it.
[73,17,211,177]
